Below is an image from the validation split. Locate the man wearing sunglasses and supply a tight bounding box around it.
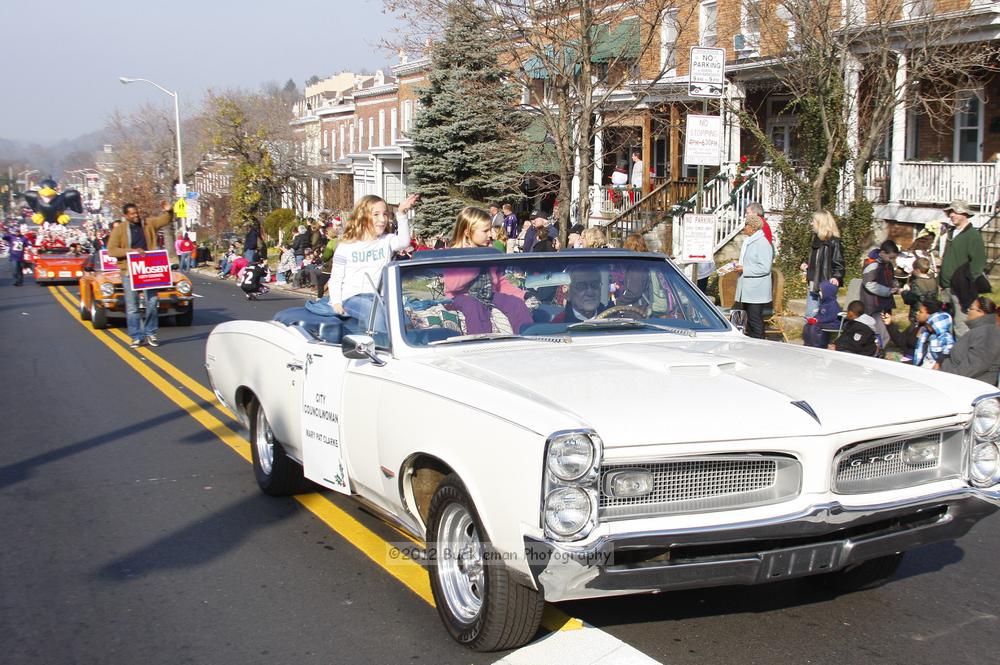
[553,266,610,323]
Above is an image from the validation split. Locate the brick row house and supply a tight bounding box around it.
[526,0,1000,254]
[287,58,429,218]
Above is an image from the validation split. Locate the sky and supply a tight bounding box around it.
[0,0,397,144]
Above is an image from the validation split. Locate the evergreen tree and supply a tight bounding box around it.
[408,5,528,238]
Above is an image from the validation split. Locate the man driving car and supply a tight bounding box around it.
[552,266,610,323]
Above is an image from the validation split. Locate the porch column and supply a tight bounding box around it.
[670,103,681,184]
[889,51,908,203]
[725,81,746,163]
[842,53,862,210]
[642,111,653,196]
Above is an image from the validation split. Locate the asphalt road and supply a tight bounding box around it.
[2,262,999,665]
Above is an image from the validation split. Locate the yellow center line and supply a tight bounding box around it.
[48,286,581,632]
[56,285,235,421]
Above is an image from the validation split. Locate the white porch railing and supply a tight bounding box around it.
[588,185,636,219]
[896,161,999,211]
[671,164,772,256]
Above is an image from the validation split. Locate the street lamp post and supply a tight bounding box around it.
[119,76,186,244]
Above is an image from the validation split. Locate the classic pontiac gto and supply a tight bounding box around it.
[205,249,1000,651]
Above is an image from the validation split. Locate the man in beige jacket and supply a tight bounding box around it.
[106,201,175,348]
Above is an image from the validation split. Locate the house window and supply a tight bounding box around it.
[765,97,801,162]
[340,125,346,158]
[350,124,355,154]
[700,1,717,47]
[379,109,386,146]
[660,9,679,73]
[383,171,405,206]
[905,107,920,160]
[329,130,336,159]
[955,90,984,162]
[369,117,375,148]
[358,120,364,150]
[391,108,398,144]
[903,0,933,17]
[843,0,866,25]
[739,0,760,56]
[403,100,413,131]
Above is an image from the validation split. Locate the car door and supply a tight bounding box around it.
[300,343,352,495]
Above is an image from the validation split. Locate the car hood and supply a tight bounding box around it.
[37,255,87,266]
[419,336,988,446]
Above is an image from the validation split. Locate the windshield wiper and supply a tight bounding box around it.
[429,332,570,346]
[567,317,696,337]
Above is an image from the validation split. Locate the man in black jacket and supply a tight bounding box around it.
[291,224,310,268]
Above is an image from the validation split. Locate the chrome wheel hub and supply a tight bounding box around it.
[255,407,275,475]
[437,502,484,623]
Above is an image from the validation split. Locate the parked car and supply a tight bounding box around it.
[32,247,89,285]
[78,264,194,329]
[204,249,1000,651]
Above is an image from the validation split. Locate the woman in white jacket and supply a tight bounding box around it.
[329,193,418,333]
[735,215,774,339]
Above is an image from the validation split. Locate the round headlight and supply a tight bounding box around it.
[970,441,1000,487]
[176,281,192,295]
[544,487,593,537]
[99,283,115,296]
[973,398,1000,438]
[546,433,595,481]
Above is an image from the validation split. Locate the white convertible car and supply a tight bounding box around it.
[205,248,1000,651]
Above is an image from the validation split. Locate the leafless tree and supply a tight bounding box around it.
[385,0,691,240]
[742,0,999,210]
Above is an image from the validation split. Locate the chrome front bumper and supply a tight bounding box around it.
[526,488,1000,602]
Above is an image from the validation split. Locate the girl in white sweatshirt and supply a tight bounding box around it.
[330,193,418,333]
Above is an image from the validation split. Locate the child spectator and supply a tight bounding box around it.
[276,243,295,284]
[913,300,955,368]
[239,255,270,300]
[834,300,878,356]
[802,281,842,348]
[901,256,938,323]
[881,311,920,362]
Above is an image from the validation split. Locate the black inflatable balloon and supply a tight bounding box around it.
[21,179,84,225]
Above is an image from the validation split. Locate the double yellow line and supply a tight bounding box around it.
[49,285,581,632]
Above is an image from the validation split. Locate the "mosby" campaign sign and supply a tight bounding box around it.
[126,250,172,290]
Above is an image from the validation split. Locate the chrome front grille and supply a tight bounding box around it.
[833,429,965,494]
[599,455,801,519]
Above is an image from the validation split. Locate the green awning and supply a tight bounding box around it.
[519,117,560,174]
[591,18,640,62]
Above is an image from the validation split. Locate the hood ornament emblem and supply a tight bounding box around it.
[791,400,820,424]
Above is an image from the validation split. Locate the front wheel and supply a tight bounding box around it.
[173,306,194,326]
[249,397,308,496]
[90,301,108,329]
[808,553,904,593]
[427,475,543,651]
[79,292,91,321]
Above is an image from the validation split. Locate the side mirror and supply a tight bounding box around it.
[342,334,386,366]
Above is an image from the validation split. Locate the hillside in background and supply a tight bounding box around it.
[0,129,110,178]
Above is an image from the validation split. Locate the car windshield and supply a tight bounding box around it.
[398,252,727,347]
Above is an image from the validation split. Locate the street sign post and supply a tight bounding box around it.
[688,47,726,98]
[688,46,727,214]
[680,213,718,262]
[684,115,723,167]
